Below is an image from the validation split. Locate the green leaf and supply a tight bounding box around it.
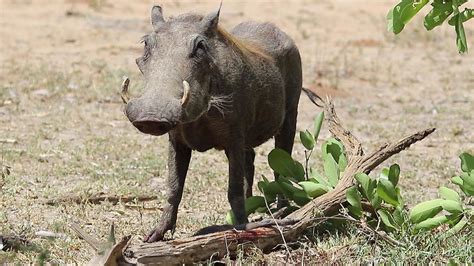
[395,187,405,208]
[388,164,401,186]
[415,215,449,232]
[387,2,406,33]
[293,190,311,206]
[459,8,474,22]
[338,153,348,172]
[268,180,283,192]
[277,177,301,199]
[424,0,451,30]
[449,7,474,25]
[245,196,267,215]
[410,199,444,223]
[446,213,463,226]
[400,0,430,24]
[299,181,329,198]
[460,171,474,196]
[322,138,347,171]
[255,206,268,213]
[440,200,463,214]
[459,152,474,172]
[392,208,405,226]
[371,193,382,209]
[348,206,362,218]
[313,112,324,142]
[346,187,362,217]
[423,0,464,30]
[309,169,331,187]
[300,130,315,150]
[355,173,372,199]
[444,217,468,237]
[451,175,463,186]
[226,210,237,225]
[377,179,399,207]
[257,181,280,202]
[323,155,340,187]
[293,161,306,182]
[439,187,460,202]
[268,148,305,181]
[453,12,468,53]
[380,167,389,180]
[388,0,430,34]
[378,209,397,230]
[346,186,362,210]
[257,181,267,194]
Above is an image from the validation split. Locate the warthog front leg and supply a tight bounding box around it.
[226,143,249,224]
[145,136,191,243]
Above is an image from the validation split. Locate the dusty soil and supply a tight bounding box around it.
[0,0,473,264]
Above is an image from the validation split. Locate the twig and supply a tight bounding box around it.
[70,223,102,251]
[0,139,17,144]
[307,214,404,247]
[263,194,291,259]
[336,213,404,247]
[35,231,68,240]
[124,204,163,211]
[44,193,158,205]
[272,206,288,219]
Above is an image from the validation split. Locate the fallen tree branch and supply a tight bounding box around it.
[0,139,17,144]
[0,235,31,252]
[71,222,132,266]
[117,98,435,264]
[44,192,157,205]
[71,223,102,251]
[35,230,68,240]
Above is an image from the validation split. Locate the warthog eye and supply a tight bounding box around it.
[191,35,208,58]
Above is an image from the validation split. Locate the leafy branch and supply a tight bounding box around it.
[388,0,473,53]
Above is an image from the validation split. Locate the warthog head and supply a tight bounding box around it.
[123,5,224,136]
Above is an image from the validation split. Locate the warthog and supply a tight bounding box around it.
[122,5,311,242]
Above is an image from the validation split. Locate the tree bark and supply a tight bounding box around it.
[117,99,435,265]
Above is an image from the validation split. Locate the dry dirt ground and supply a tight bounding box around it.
[1,0,473,264]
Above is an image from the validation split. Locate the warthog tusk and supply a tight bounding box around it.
[121,76,130,104]
[181,80,190,106]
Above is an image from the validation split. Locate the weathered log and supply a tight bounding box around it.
[118,98,435,264]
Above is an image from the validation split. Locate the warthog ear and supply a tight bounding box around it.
[201,1,222,34]
[151,5,165,31]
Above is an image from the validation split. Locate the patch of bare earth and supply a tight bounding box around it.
[0,0,473,264]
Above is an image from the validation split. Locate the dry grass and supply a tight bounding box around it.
[1,0,473,264]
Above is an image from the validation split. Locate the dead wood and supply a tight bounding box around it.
[35,230,68,240]
[44,192,157,206]
[0,139,17,144]
[71,222,132,266]
[118,98,435,264]
[0,235,31,252]
[71,223,103,251]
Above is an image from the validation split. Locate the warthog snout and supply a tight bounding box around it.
[125,97,179,136]
[132,119,174,136]
[122,77,182,136]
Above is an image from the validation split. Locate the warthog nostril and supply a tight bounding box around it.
[132,120,173,136]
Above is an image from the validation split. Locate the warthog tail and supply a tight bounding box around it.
[302,87,323,107]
